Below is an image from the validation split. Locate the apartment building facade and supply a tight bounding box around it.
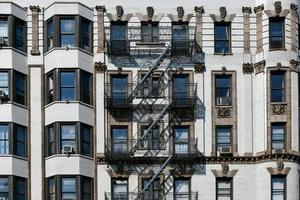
[0,0,299,199]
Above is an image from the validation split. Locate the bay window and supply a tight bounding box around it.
[45,16,93,52]
[45,69,93,105]
[45,122,92,157]
[0,176,27,200]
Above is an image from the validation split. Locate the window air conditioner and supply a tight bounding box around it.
[0,37,5,46]
[0,90,8,100]
[62,145,73,154]
[272,148,285,154]
[216,97,230,106]
[220,146,232,155]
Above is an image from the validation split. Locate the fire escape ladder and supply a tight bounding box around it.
[138,155,173,199]
[130,43,171,100]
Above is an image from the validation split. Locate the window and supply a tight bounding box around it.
[0,176,26,199]
[174,179,190,200]
[271,71,285,103]
[0,125,9,154]
[0,72,9,96]
[216,127,232,153]
[172,22,189,54]
[45,122,92,157]
[269,17,285,49]
[271,176,286,200]
[0,123,27,157]
[0,17,8,46]
[215,22,231,54]
[141,22,159,43]
[272,123,285,150]
[15,125,26,157]
[14,71,26,105]
[215,75,231,106]
[216,178,232,200]
[142,178,160,200]
[45,69,92,105]
[173,127,189,154]
[112,179,128,200]
[111,75,128,106]
[139,74,162,98]
[45,16,92,52]
[172,75,189,105]
[111,127,128,154]
[47,176,92,200]
[15,18,26,52]
[109,21,128,54]
[61,178,76,199]
[140,126,160,150]
[61,124,76,153]
[15,177,26,200]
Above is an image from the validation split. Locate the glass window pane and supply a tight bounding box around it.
[111,24,127,40]
[61,35,75,47]
[15,21,25,51]
[270,18,284,49]
[272,177,285,200]
[112,128,127,153]
[61,19,75,33]
[0,178,8,193]
[81,19,91,51]
[62,178,76,192]
[60,72,75,101]
[15,72,26,105]
[47,20,54,50]
[0,125,9,155]
[0,17,8,46]
[81,125,91,156]
[61,125,76,139]
[16,125,26,157]
[216,127,231,151]
[16,178,26,195]
[81,72,92,104]
[272,124,285,149]
[172,24,188,41]
[217,179,231,200]
[0,72,8,96]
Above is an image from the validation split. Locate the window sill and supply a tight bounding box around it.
[270,102,287,105]
[0,101,28,109]
[45,154,94,160]
[44,100,93,109]
[135,42,166,46]
[0,154,28,161]
[214,105,234,108]
[213,53,233,56]
[0,47,27,56]
[269,48,287,52]
[44,47,93,56]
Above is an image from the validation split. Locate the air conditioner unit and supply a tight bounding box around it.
[62,145,73,154]
[0,37,5,46]
[0,90,8,100]
[220,146,232,155]
[272,148,285,154]
[216,97,231,106]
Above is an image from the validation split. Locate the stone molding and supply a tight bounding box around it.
[106,6,133,21]
[194,63,205,73]
[194,6,205,14]
[194,6,205,48]
[242,7,252,14]
[136,7,164,22]
[264,1,289,17]
[271,103,286,115]
[254,60,266,74]
[254,4,264,13]
[243,63,254,74]
[291,3,298,12]
[167,7,193,22]
[96,6,106,53]
[211,163,238,177]
[290,59,300,72]
[267,160,291,175]
[95,62,107,73]
[217,107,231,118]
[30,5,41,55]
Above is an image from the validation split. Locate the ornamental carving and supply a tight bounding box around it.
[274,1,282,15]
[217,107,231,118]
[243,63,254,74]
[221,163,229,175]
[242,7,252,14]
[277,160,284,172]
[177,7,184,20]
[147,7,154,20]
[95,62,107,72]
[219,7,227,19]
[95,5,106,13]
[290,3,298,11]
[29,5,41,12]
[254,60,266,74]
[116,5,124,20]
[194,63,205,73]
[254,4,264,13]
[194,6,205,14]
[290,59,299,72]
[272,104,286,115]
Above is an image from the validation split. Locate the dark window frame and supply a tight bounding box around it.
[216,177,233,200]
[270,71,286,103]
[215,74,232,106]
[45,68,93,105]
[271,175,286,200]
[269,17,285,50]
[0,15,27,53]
[45,15,93,53]
[46,175,93,200]
[45,122,93,157]
[214,22,231,54]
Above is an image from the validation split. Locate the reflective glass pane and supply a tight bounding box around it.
[272,177,285,200]
[61,35,75,47]
[0,125,9,154]
[61,125,76,139]
[15,72,26,105]
[61,19,75,33]
[111,24,127,40]
[62,178,76,192]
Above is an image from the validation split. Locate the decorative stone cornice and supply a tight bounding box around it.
[254,60,266,74]
[194,63,205,73]
[271,103,286,115]
[217,107,231,118]
[254,4,264,13]
[290,59,300,72]
[211,163,238,177]
[177,6,185,21]
[95,62,107,73]
[243,63,254,74]
[267,159,291,175]
[242,7,252,14]
[291,3,298,11]
[194,6,205,14]
[95,5,106,12]
[29,5,41,12]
